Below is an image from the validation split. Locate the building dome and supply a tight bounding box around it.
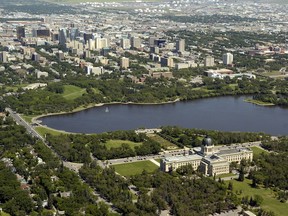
[202,136,213,146]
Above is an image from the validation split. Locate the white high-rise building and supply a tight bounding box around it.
[95,38,108,50]
[131,37,141,49]
[176,39,185,52]
[223,53,233,65]
[204,56,215,67]
[121,38,131,49]
[120,57,129,69]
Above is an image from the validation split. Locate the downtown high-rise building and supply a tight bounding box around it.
[131,37,141,49]
[16,26,25,40]
[176,39,185,52]
[204,56,215,67]
[223,53,233,65]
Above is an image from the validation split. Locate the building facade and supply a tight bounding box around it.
[160,137,253,176]
[223,52,233,65]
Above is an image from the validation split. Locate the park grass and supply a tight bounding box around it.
[227,179,288,216]
[21,114,38,123]
[155,159,161,163]
[250,146,268,157]
[35,126,66,136]
[104,140,142,150]
[4,84,28,92]
[244,98,274,106]
[147,134,178,150]
[112,161,159,176]
[62,85,86,100]
[216,172,237,179]
[0,212,11,216]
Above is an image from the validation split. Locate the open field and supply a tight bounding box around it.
[227,179,288,216]
[21,114,38,123]
[35,126,67,136]
[112,161,159,176]
[104,140,142,149]
[250,146,268,157]
[216,172,237,179]
[62,85,86,100]
[244,98,274,106]
[147,134,178,150]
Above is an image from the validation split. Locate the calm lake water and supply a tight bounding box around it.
[40,96,288,135]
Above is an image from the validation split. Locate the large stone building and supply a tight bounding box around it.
[160,136,253,176]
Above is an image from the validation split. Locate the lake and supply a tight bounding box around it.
[40,96,288,135]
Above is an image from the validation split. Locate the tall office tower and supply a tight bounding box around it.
[120,57,129,69]
[70,28,79,40]
[59,28,68,46]
[131,37,141,49]
[150,46,159,54]
[95,38,108,49]
[223,53,233,65]
[0,51,7,63]
[88,39,95,50]
[149,36,158,47]
[161,56,174,67]
[176,39,185,52]
[16,26,25,40]
[121,38,131,49]
[204,56,215,67]
[83,33,93,44]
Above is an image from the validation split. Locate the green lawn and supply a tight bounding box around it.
[62,85,86,100]
[104,140,142,150]
[227,179,288,216]
[250,146,268,157]
[21,115,38,123]
[216,173,237,179]
[147,134,178,150]
[244,98,274,106]
[112,161,159,176]
[35,126,67,136]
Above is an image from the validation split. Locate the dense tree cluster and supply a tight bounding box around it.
[131,171,240,216]
[46,131,161,162]
[159,126,266,147]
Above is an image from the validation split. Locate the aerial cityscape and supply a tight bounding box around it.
[0,0,288,215]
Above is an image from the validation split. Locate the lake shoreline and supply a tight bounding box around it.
[32,98,181,125]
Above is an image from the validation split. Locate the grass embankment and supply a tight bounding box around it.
[21,115,39,123]
[250,146,268,157]
[104,140,142,150]
[147,134,179,150]
[227,179,288,216]
[112,161,159,176]
[62,85,86,100]
[35,126,66,136]
[244,98,274,106]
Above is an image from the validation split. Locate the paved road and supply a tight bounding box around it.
[6,108,45,142]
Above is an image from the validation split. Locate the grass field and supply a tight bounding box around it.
[227,179,288,216]
[35,126,66,136]
[21,115,38,123]
[112,161,159,176]
[104,140,142,149]
[62,85,86,100]
[216,172,237,179]
[250,146,268,157]
[147,134,178,150]
[244,98,274,106]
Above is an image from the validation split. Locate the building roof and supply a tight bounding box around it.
[164,154,202,163]
[217,146,252,156]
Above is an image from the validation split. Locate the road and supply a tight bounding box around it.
[6,108,45,142]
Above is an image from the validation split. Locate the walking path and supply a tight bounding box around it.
[150,159,160,166]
